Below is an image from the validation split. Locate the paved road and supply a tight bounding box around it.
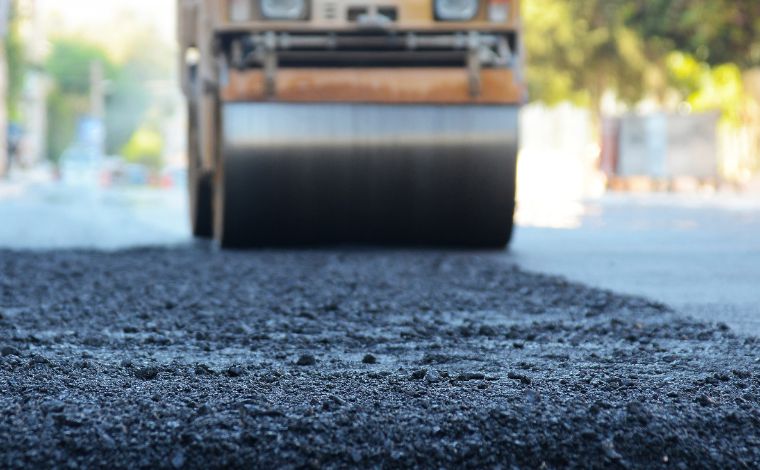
[513,193,760,336]
[1,174,758,335]
[0,175,189,249]
[2,247,759,468]
[1,175,759,467]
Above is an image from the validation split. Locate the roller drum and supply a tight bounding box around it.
[216,103,518,247]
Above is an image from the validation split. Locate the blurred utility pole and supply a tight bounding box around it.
[90,60,106,156]
[90,61,104,120]
[0,0,9,177]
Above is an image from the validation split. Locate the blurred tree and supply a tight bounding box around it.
[121,126,164,171]
[4,0,24,122]
[626,0,760,69]
[524,0,760,111]
[105,61,152,156]
[523,0,760,177]
[44,39,115,162]
[1,0,24,176]
[45,29,174,164]
[666,52,747,124]
[46,39,115,96]
[524,0,654,111]
[106,26,175,156]
[45,92,79,165]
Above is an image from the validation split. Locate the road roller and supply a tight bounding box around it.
[178,0,525,247]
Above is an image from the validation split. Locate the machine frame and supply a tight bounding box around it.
[178,0,526,247]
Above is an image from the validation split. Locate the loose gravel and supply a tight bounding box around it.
[0,247,758,469]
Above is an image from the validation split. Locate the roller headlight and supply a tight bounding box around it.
[260,0,308,20]
[435,0,479,21]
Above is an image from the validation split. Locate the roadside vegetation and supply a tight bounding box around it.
[44,32,175,168]
[525,0,760,175]
[4,0,760,174]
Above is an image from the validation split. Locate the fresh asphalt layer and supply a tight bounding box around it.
[1,248,758,468]
[3,181,758,336]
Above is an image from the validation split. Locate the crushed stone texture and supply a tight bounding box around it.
[0,248,758,469]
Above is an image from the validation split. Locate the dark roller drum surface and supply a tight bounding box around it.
[216,103,518,247]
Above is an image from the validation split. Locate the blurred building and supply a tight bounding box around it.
[611,112,720,180]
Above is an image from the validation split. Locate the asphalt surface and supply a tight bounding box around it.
[0,177,189,250]
[1,247,759,468]
[3,175,759,335]
[1,175,760,467]
[514,192,760,336]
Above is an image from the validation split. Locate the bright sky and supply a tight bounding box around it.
[37,0,176,54]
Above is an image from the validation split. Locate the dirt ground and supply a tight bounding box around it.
[0,247,758,468]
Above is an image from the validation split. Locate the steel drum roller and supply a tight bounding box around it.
[217,103,518,247]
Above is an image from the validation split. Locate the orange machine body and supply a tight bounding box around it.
[180,0,525,107]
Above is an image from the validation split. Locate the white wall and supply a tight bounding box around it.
[517,103,606,228]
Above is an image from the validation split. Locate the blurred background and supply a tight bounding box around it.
[0,0,759,245]
[0,0,187,246]
[1,0,180,177]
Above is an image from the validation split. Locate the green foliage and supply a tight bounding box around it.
[524,0,760,119]
[5,0,25,121]
[666,52,747,125]
[45,39,115,162]
[44,28,174,164]
[105,63,152,156]
[46,40,116,95]
[523,0,760,177]
[45,93,81,163]
[121,127,164,170]
[524,0,654,109]
[105,28,174,156]
[523,0,587,106]
[626,0,760,68]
